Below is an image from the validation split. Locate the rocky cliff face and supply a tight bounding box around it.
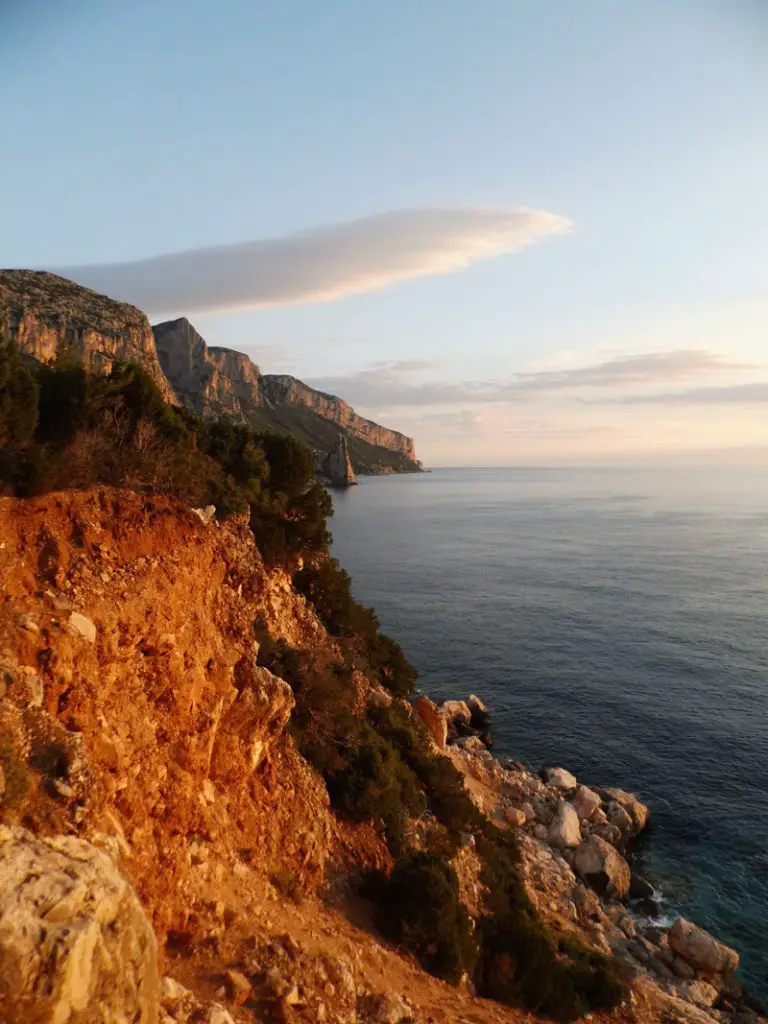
[153,315,421,471]
[0,270,176,404]
[153,317,263,418]
[261,374,417,461]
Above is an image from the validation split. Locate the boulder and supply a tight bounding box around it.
[519,801,536,822]
[504,806,527,828]
[0,826,158,1023]
[225,969,252,1005]
[573,835,631,899]
[592,822,623,848]
[362,992,415,1023]
[454,734,486,753]
[572,784,602,820]
[548,802,582,849]
[543,767,577,790]
[441,700,472,726]
[413,696,447,750]
[679,980,720,1008]
[629,873,655,900]
[600,787,649,833]
[466,694,490,728]
[669,956,696,980]
[368,686,393,709]
[668,918,739,975]
[606,800,634,834]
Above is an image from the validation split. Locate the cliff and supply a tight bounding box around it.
[152,317,263,419]
[1,270,420,475]
[0,270,176,404]
[153,315,421,474]
[260,374,417,461]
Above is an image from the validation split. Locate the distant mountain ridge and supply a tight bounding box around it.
[0,271,421,475]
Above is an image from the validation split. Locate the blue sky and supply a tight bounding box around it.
[3,0,768,463]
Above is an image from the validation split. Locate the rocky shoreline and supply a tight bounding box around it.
[412,693,765,1024]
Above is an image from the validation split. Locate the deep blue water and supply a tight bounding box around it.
[329,467,768,999]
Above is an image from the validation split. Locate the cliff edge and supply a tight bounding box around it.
[0,270,176,404]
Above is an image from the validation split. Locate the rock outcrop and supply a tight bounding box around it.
[319,431,356,487]
[0,826,159,1023]
[152,317,263,418]
[413,695,447,749]
[0,270,176,403]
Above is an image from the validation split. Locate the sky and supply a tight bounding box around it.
[2,0,767,465]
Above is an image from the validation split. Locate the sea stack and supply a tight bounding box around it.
[321,431,357,487]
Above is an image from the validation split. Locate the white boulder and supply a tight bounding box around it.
[548,802,582,848]
[571,784,602,820]
[544,767,577,790]
[0,826,158,1023]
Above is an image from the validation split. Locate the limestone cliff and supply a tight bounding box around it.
[152,317,263,418]
[153,315,421,474]
[260,374,417,462]
[0,270,176,404]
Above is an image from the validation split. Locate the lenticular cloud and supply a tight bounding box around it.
[54,206,571,315]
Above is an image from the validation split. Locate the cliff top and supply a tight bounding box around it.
[0,269,148,334]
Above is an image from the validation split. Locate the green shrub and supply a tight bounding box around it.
[0,340,38,449]
[295,685,424,854]
[294,558,417,696]
[375,851,477,984]
[368,702,481,841]
[475,828,628,1020]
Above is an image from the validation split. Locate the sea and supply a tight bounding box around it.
[329,467,768,1000]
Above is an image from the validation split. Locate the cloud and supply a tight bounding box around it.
[512,350,751,392]
[53,206,571,315]
[306,349,750,411]
[618,382,768,405]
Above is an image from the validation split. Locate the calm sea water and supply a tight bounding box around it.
[329,467,768,999]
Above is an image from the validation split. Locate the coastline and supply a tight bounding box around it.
[412,692,765,1021]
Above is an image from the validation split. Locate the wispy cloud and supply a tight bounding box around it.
[307,349,751,410]
[512,350,751,391]
[618,382,768,405]
[54,206,571,315]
